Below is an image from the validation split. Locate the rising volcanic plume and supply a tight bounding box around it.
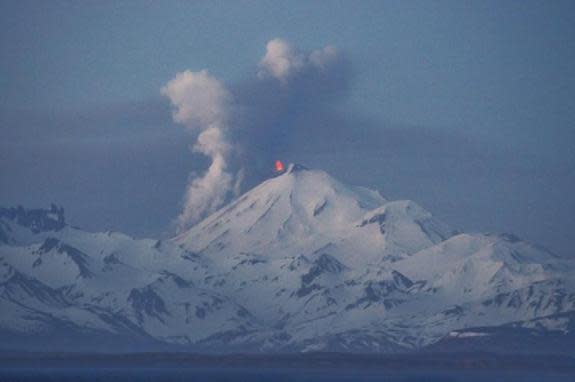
[161,69,238,232]
[162,39,349,231]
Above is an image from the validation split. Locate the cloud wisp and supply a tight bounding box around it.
[257,38,340,83]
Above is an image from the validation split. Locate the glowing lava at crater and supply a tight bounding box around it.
[275,160,285,172]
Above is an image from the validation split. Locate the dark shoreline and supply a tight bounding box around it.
[1,352,574,373]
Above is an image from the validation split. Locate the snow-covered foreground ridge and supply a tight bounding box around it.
[1,164,575,353]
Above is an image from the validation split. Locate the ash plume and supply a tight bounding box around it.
[162,39,350,231]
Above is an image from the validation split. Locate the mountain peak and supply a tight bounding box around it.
[175,164,386,256]
[286,163,308,174]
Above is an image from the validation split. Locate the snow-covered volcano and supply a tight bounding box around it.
[175,164,456,266]
[1,165,574,353]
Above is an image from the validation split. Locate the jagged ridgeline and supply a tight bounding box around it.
[0,204,65,243]
[1,164,575,353]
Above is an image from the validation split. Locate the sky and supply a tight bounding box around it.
[1,0,574,256]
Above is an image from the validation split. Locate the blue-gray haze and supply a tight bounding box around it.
[1,1,574,256]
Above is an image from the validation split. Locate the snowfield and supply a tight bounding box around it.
[1,165,574,353]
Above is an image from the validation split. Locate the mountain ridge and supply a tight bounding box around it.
[1,164,574,353]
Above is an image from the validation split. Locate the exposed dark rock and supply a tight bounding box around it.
[0,204,66,234]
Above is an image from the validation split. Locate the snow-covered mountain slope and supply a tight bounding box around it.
[175,164,456,267]
[0,207,260,351]
[1,164,574,353]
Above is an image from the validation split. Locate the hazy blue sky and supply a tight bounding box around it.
[1,1,574,256]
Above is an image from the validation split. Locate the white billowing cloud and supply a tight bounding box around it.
[161,70,237,231]
[194,125,231,158]
[161,70,230,129]
[177,149,233,230]
[258,39,305,81]
[258,38,341,82]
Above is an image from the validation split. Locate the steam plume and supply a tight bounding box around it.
[161,70,237,231]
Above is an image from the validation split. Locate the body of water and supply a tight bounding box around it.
[0,368,573,382]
